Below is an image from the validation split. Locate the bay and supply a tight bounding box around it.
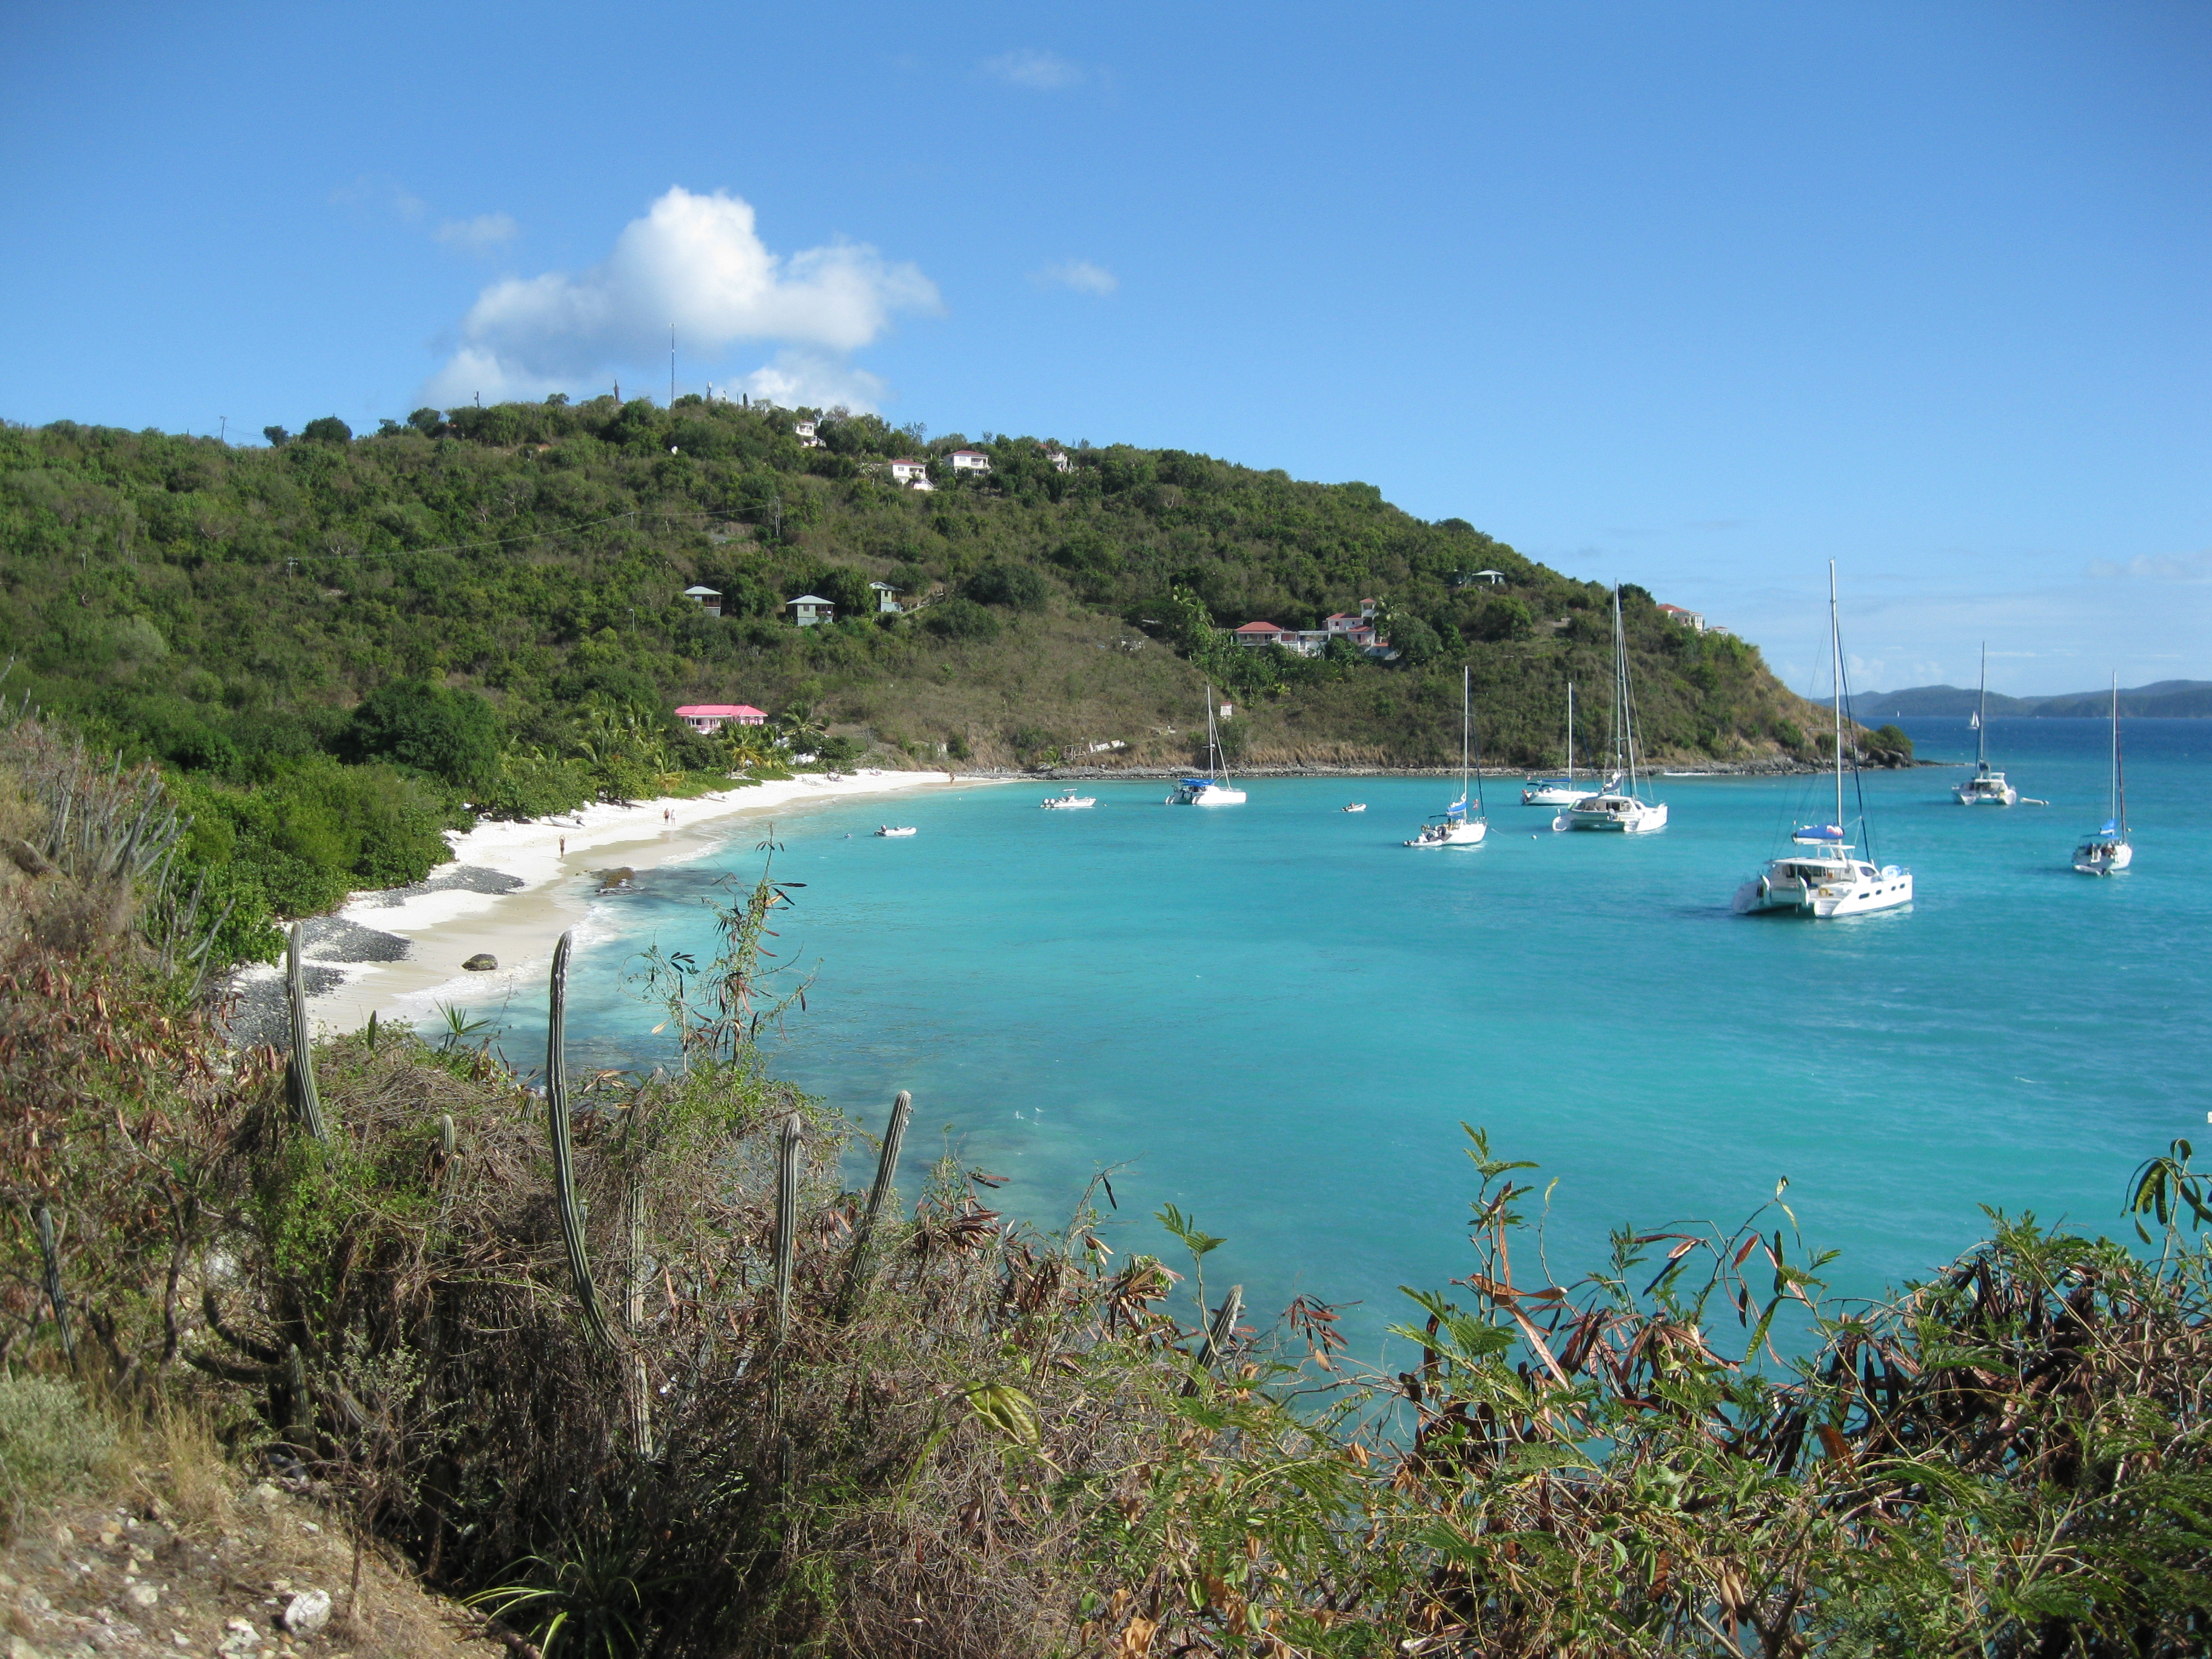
[531,716,2211,1361]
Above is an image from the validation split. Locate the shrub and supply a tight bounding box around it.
[923,597,1000,641]
[964,559,1050,612]
[336,680,503,793]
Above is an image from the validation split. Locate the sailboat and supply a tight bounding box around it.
[1522,682,1604,806]
[1952,645,2018,805]
[1405,666,1488,846]
[1166,686,1247,806]
[1733,564,1914,917]
[1556,591,1667,833]
[2073,674,2132,874]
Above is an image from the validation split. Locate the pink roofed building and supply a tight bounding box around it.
[674,704,768,734]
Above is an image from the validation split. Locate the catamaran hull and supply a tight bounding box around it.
[1734,871,1914,917]
[1168,786,1246,806]
[1954,785,2017,806]
[1555,801,1669,834]
[2073,843,2133,875]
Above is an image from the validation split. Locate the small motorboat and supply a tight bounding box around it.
[1041,789,1096,810]
[1342,802,1366,813]
[874,825,917,837]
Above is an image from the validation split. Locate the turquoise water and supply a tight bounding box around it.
[534,717,2210,1360]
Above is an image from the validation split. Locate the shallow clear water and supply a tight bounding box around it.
[519,717,2210,1361]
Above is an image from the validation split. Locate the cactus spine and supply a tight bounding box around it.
[546,932,615,1356]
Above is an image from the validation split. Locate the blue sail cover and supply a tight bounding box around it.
[1179,778,1211,788]
[1792,824,1845,843]
[1445,800,1467,818]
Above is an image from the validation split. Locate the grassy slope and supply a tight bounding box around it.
[0,401,1832,777]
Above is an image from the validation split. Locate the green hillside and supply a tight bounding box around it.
[0,398,1833,956]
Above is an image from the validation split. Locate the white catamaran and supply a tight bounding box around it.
[1556,591,1667,833]
[1522,682,1609,806]
[2073,674,2132,875]
[1166,686,1247,806]
[1953,645,2018,806]
[1732,563,1914,918]
[1405,666,1488,847]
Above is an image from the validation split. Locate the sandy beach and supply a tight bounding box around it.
[227,769,962,1047]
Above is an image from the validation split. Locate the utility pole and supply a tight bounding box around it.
[670,324,676,406]
[219,415,227,444]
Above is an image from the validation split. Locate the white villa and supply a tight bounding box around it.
[1233,597,1390,658]
[888,458,934,491]
[1658,603,1708,633]
[784,594,836,626]
[950,449,991,474]
[794,420,821,449]
[1045,449,1071,474]
[870,580,902,614]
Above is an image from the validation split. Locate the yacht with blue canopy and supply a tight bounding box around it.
[1167,685,1246,806]
[1733,565,1914,919]
[1406,667,1488,846]
[2073,674,2132,874]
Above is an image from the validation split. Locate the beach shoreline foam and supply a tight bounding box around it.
[226,768,963,1047]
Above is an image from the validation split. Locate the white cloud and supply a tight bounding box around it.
[421,187,938,405]
[435,212,519,253]
[1033,258,1118,297]
[982,48,1082,90]
[740,351,891,415]
[330,174,426,223]
[2086,548,2212,583]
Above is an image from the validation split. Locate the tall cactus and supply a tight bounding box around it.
[285,922,331,1145]
[625,1174,654,1457]
[773,1113,802,1347]
[837,1090,912,1319]
[546,932,615,1356]
[32,1200,78,1371]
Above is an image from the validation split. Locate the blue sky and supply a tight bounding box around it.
[4,2,2207,695]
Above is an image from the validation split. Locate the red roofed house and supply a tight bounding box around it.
[1658,603,1707,633]
[675,704,768,734]
[888,458,934,491]
[949,449,991,474]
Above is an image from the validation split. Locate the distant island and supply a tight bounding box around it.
[1826,680,2212,719]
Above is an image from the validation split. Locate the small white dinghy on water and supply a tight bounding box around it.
[1405,666,1487,847]
[2074,674,2133,875]
[874,825,917,837]
[1040,788,1096,810]
[1733,563,1913,919]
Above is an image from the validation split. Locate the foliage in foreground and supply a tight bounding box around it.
[3,737,2208,1656]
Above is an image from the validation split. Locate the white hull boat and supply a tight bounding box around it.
[1040,789,1096,809]
[1558,592,1666,834]
[2073,674,2132,875]
[1953,647,2017,805]
[875,825,917,837]
[1406,666,1489,848]
[1556,796,1669,834]
[1167,685,1245,806]
[1734,563,1912,919]
[1523,682,1598,805]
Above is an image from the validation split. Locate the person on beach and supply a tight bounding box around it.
[559,837,565,855]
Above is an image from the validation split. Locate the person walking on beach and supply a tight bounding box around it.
[559,837,566,856]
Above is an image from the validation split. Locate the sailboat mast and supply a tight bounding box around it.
[1461,666,1470,801]
[1615,588,1637,797]
[2111,672,2123,831]
[1976,645,1988,767]
[1566,682,1575,786]
[1829,561,1845,833]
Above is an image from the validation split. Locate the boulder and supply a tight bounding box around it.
[462,953,498,971]
[281,1589,333,1635]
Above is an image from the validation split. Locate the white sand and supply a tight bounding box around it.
[246,769,965,1040]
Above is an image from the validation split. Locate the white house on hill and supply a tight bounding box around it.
[1045,449,1071,474]
[794,420,821,449]
[682,585,723,616]
[950,449,991,474]
[888,458,934,491]
[870,581,903,614]
[784,594,836,626]
[1658,603,1707,633]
